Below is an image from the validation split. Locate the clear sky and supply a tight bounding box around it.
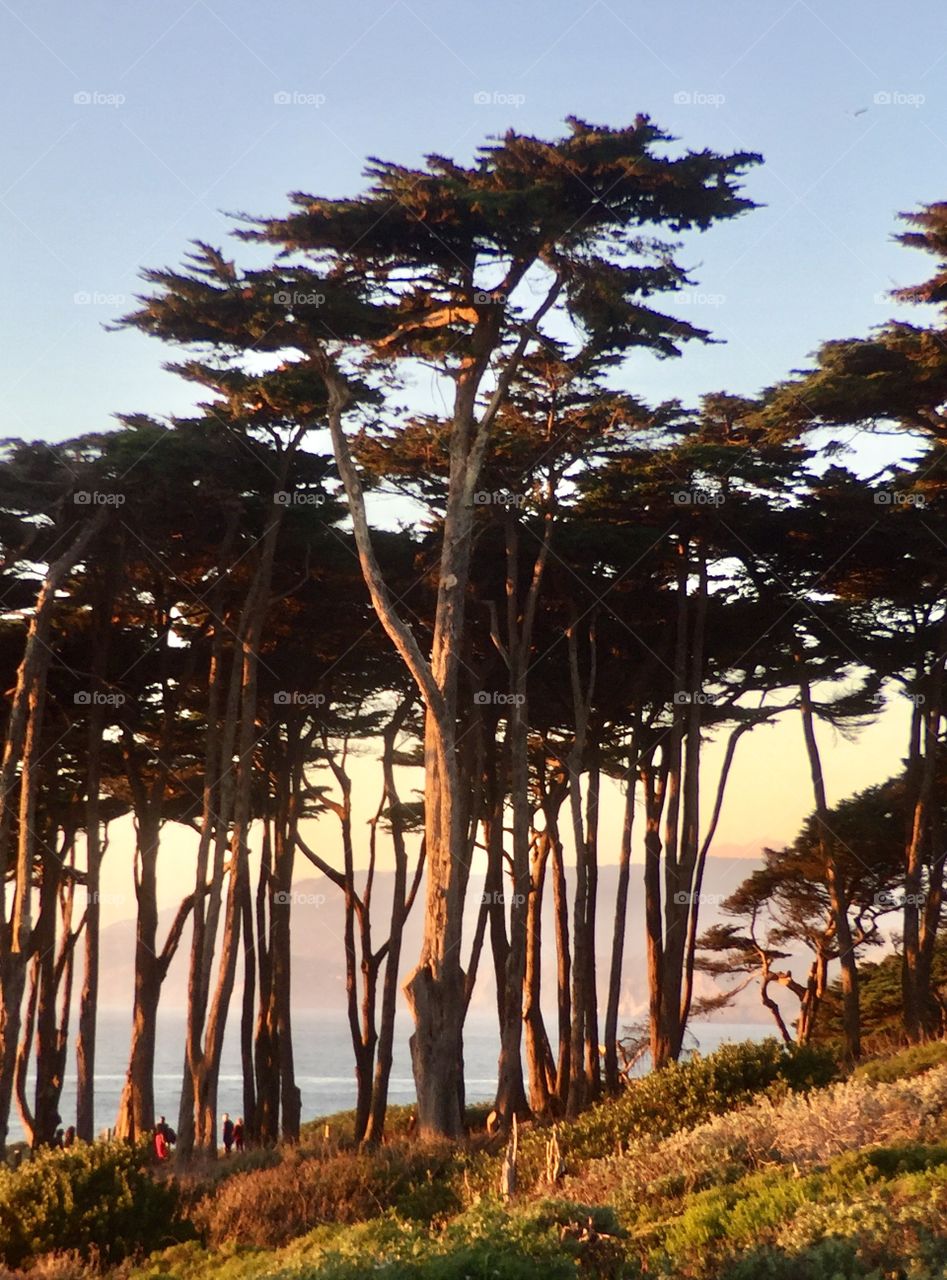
[3,0,946,441]
[2,0,943,917]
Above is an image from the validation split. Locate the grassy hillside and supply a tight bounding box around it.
[6,1040,947,1278]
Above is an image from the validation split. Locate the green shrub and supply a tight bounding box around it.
[284,1202,624,1280]
[0,1141,184,1268]
[855,1038,947,1084]
[564,1038,838,1164]
[634,1142,947,1278]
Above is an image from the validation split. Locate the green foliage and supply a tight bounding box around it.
[563,1038,837,1163]
[0,1141,184,1268]
[454,1038,837,1207]
[134,1202,627,1280]
[818,940,947,1048]
[854,1038,947,1083]
[123,1051,947,1280]
[635,1143,947,1278]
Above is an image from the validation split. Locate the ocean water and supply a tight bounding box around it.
[13,1010,770,1142]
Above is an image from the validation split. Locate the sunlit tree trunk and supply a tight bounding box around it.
[604,735,638,1092]
[797,652,860,1061]
[0,512,105,1153]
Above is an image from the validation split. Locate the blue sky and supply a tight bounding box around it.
[2,0,945,447]
[2,0,940,896]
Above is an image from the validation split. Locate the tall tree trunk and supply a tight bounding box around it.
[0,512,105,1152]
[797,654,860,1061]
[659,545,706,1063]
[321,343,552,1137]
[523,830,556,1115]
[679,722,748,1032]
[77,559,118,1144]
[543,774,571,1111]
[31,835,64,1147]
[115,814,162,1142]
[583,749,601,1100]
[643,749,669,1070]
[274,733,302,1142]
[31,848,80,1148]
[190,462,293,1153]
[493,507,551,1128]
[604,739,638,1093]
[77,715,105,1143]
[178,632,239,1156]
[904,618,946,1042]
[565,617,596,1116]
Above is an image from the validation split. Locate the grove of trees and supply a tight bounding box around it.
[1,119,946,1152]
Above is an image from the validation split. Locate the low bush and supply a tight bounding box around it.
[556,1038,837,1166]
[855,1038,947,1083]
[631,1143,947,1278]
[453,1037,839,1204]
[0,1141,184,1269]
[193,1139,462,1247]
[569,1058,947,1220]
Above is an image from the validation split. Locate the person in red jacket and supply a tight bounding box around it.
[233,1117,245,1153]
[154,1127,169,1161]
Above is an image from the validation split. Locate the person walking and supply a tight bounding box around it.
[155,1115,176,1149]
[154,1127,169,1162]
[221,1112,234,1155]
[233,1116,244,1153]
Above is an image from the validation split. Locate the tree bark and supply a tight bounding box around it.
[797,653,860,1061]
[0,511,106,1152]
[604,737,638,1093]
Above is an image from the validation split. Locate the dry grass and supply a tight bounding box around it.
[191,1138,463,1247]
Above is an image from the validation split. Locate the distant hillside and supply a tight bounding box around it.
[98,850,799,1028]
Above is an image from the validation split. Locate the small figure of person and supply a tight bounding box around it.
[156,1115,176,1149]
[63,1126,76,1148]
[233,1116,244,1153]
[154,1126,169,1161]
[221,1112,234,1155]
